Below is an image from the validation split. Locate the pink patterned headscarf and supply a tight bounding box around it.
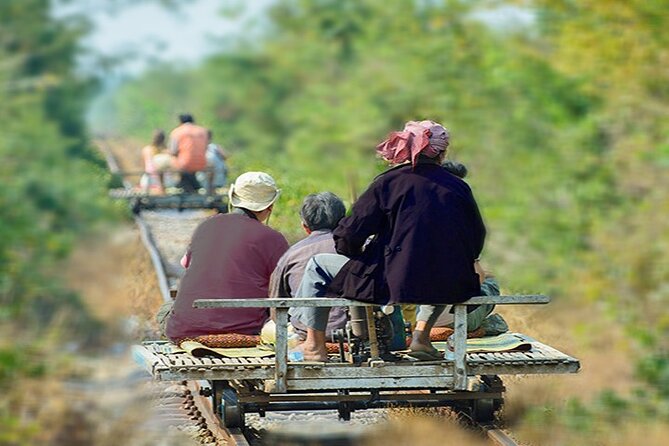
[376,120,450,167]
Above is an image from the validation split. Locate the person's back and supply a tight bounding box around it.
[330,161,485,305]
[166,213,288,341]
[269,192,347,338]
[170,122,208,173]
[292,120,486,361]
[198,130,228,189]
[142,144,158,174]
[165,172,288,343]
[206,143,228,187]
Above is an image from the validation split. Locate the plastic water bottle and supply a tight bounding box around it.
[287,350,304,362]
[381,305,395,315]
[287,332,301,349]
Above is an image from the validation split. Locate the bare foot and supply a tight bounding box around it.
[409,330,438,355]
[409,341,438,355]
[293,341,328,362]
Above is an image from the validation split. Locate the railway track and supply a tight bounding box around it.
[99,138,523,446]
[99,139,250,445]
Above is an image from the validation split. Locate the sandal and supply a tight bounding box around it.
[407,349,444,361]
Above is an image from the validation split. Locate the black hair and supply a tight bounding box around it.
[441,160,468,179]
[152,129,166,147]
[179,113,194,124]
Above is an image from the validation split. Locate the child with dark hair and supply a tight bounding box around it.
[441,159,468,179]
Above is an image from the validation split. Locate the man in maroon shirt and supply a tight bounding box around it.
[165,172,289,343]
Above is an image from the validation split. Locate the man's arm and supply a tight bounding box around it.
[333,182,385,257]
[268,262,287,299]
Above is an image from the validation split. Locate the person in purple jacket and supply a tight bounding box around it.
[292,120,486,361]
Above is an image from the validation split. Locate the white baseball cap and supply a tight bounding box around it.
[228,171,281,212]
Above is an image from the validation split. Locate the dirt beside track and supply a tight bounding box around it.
[140,209,212,280]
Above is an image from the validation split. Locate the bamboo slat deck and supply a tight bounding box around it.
[134,334,579,391]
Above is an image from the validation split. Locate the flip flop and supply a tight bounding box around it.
[407,349,444,361]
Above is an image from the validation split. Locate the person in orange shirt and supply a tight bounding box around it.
[169,113,208,193]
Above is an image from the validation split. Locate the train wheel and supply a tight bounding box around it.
[220,388,245,428]
[337,390,351,421]
[131,198,141,215]
[222,402,244,428]
[480,375,505,417]
[337,401,352,421]
[471,398,496,423]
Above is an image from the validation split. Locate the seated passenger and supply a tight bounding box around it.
[164,172,289,344]
[400,160,471,329]
[426,261,497,334]
[139,129,167,194]
[428,162,504,335]
[268,192,347,339]
[168,113,208,193]
[292,120,486,361]
[196,130,229,191]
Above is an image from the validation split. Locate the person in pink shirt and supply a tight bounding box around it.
[164,172,289,343]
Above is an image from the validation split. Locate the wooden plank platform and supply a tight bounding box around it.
[134,334,579,391]
[190,294,557,391]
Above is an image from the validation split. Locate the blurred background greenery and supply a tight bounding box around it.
[1,0,668,444]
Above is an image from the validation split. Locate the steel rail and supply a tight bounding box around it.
[97,139,172,303]
[479,423,521,446]
[189,382,250,446]
[98,138,251,446]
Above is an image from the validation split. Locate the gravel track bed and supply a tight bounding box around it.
[247,409,389,430]
[139,210,211,283]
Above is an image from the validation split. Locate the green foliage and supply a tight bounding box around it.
[0,12,117,442]
[636,352,669,401]
[0,0,115,323]
[0,348,45,389]
[100,0,669,427]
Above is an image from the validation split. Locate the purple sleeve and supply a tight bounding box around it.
[268,253,289,298]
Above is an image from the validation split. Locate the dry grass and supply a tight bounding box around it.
[2,222,191,446]
[9,369,199,446]
[62,224,164,341]
[102,137,144,173]
[499,298,634,419]
[514,416,669,446]
[365,411,488,446]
